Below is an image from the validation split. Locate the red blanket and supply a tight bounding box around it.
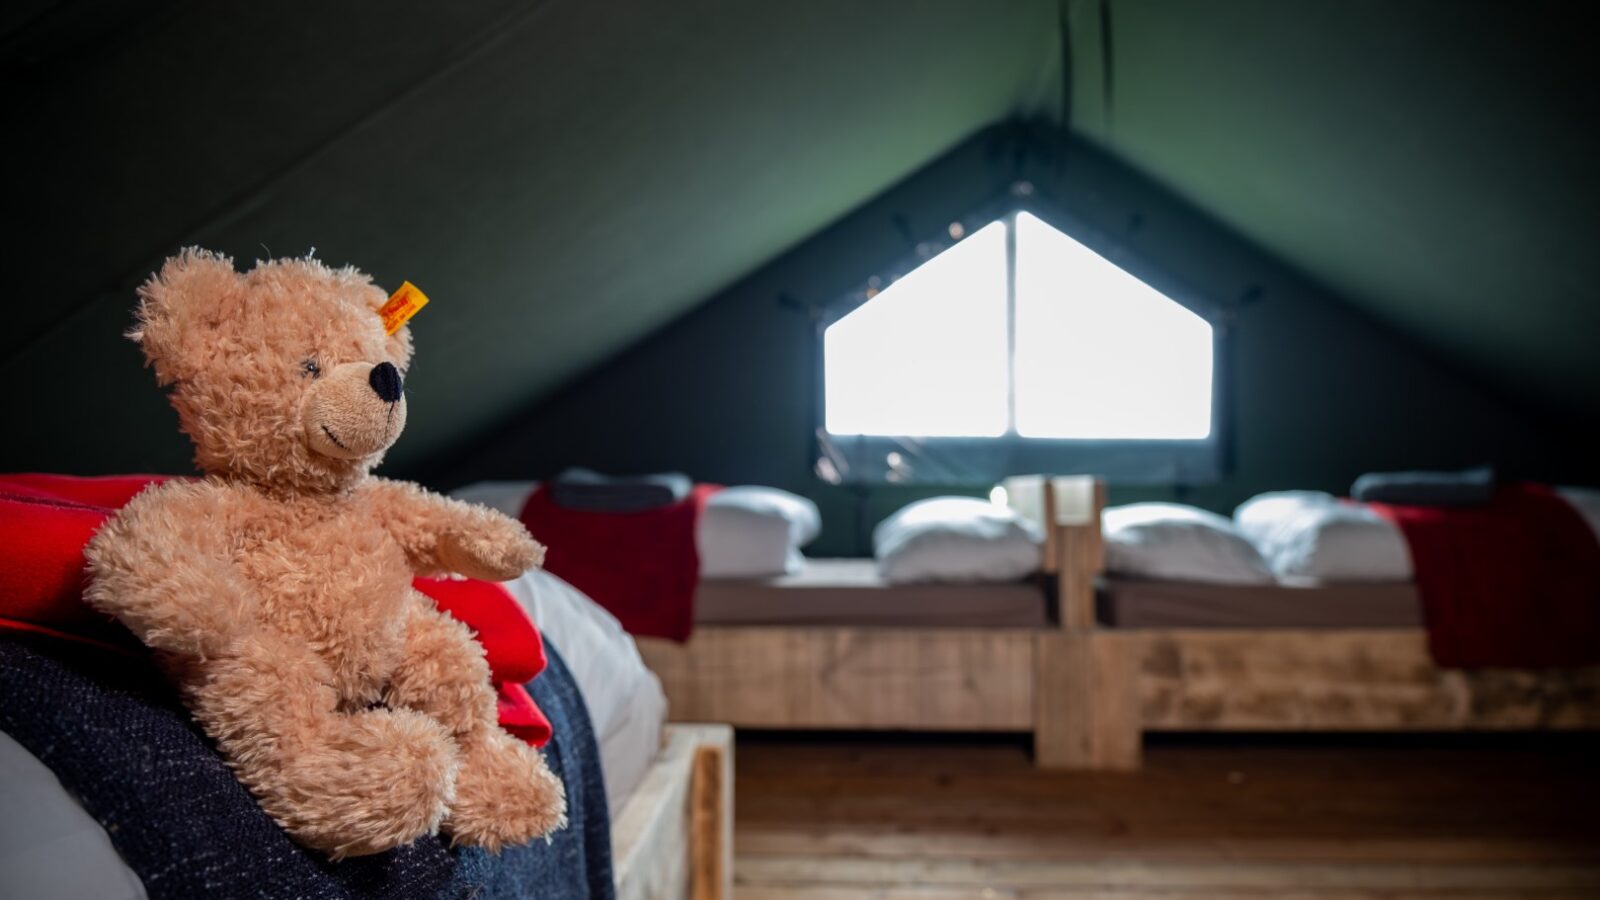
[1370,483,1600,668]
[0,474,551,746]
[520,483,720,642]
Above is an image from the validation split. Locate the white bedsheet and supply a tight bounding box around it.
[501,568,666,817]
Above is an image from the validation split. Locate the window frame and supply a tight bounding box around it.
[812,187,1231,487]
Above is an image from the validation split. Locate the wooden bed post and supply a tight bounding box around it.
[1005,474,1104,629]
[613,724,734,900]
[690,741,731,900]
[1034,631,1140,770]
[1026,476,1141,770]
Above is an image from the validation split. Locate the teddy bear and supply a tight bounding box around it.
[84,248,565,858]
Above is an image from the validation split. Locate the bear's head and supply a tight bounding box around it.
[132,248,415,493]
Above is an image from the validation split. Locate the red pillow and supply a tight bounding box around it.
[0,473,170,509]
[413,577,547,685]
[0,475,165,647]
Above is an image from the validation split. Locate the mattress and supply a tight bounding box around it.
[695,558,1050,628]
[1097,576,1423,629]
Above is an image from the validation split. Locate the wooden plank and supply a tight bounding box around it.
[1131,629,1600,731]
[1053,527,1096,629]
[639,628,1036,731]
[1033,632,1139,770]
[614,728,694,900]
[1049,477,1105,630]
[615,724,736,900]
[690,742,731,900]
[1040,475,1060,575]
[735,885,1600,899]
[737,855,1600,892]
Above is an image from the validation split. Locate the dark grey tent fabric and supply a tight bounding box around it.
[0,634,613,900]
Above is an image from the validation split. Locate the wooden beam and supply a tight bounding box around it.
[1049,476,1106,630]
[1055,526,1098,629]
[1033,632,1140,770]
[690,743,731,900]
[614,724,735,900]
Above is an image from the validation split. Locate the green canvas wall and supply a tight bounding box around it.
[0,0,1059,479]
[446,126,1586,556]
[4,0,1594,544]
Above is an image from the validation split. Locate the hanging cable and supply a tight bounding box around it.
[1099,0,1116,134]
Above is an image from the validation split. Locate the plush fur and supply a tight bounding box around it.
[85,249,565,858]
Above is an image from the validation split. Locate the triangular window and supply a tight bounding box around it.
[826,211,1212,440]
[819,210,1217,485]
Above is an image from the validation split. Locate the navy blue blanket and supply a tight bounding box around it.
[0,634,615,900]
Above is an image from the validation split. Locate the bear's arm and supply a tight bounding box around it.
[361,478,544,581]
[84,479,259,659]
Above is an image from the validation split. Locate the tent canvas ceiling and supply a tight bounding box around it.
[2,0,1593,479]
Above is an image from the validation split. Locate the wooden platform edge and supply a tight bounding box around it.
[613,723,735,900]
[638,628,1036,731]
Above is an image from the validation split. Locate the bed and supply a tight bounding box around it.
[632,474,1600,773]
[1024,476,1600,770]
[633,478,1097,750]
[0,567,732,900]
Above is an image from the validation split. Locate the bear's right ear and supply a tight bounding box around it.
[130,248,242,385]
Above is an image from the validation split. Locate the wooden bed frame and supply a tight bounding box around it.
[639,476,1600,771]
[612,723,733,900]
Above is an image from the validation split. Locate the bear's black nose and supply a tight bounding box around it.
[369,362,403,403]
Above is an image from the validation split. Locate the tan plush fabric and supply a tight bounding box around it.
[84,250,564,858]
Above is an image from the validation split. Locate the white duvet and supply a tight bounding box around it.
[1234,487,1600,583]
[500,568,666,816]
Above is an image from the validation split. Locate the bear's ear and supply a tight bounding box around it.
[130,248,242,385]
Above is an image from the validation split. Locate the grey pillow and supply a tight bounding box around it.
[1351,465,1495,507]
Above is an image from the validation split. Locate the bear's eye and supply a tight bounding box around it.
[301,359,322,378]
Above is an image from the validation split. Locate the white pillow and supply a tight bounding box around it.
[1103,502,1274,585]
[1233,491,1412,582]
[698,486,821,579]
[874,497,1042,584]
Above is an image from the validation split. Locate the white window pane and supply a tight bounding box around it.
[824,220,1009,437]
[1013,211,1213,439]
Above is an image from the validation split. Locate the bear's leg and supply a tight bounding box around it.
[446,728,568,852]
[387,599,567,851]
[186,630,459,858]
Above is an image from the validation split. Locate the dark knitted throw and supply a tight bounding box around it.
[0,634,615,899]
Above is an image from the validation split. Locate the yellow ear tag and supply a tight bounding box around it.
[379,281,429,335]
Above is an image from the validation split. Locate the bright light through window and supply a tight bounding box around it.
[1014,212,1212,439]
[824,221,1009,437]
[824,211,1212,440]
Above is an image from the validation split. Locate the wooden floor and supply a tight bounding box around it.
[733,733,1600,899]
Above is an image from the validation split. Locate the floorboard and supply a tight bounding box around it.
[733,733,1600,899]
